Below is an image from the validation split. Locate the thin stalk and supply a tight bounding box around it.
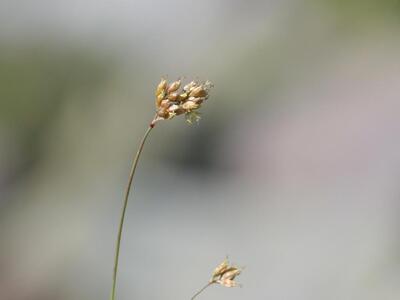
[190,282,214,300]
[110,124,154,300]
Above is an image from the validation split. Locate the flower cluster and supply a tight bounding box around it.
[210,257,242,288]
[154,78,213,124]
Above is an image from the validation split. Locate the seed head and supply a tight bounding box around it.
[210,257,242,288]
[153,77,212,124]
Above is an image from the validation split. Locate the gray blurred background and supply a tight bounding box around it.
[1,0,400,299]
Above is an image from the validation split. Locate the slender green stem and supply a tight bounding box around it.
[110,124,154,300]
[191,282,214,300]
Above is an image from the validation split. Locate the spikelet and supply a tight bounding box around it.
[153,77,213,124]
[210,257,242,288]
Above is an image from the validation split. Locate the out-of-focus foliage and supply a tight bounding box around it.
[0,43,112,194]
[320,0,400,20]
[0,44,110,127]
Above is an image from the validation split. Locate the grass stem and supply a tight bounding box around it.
[190,282,213,300]
[110,124,154,300]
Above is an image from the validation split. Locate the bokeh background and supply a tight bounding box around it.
[1,0,400,299]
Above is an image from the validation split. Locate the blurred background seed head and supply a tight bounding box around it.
[1,1,400,300]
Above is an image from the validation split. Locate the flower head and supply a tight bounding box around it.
[210,257,242,288]
[154,78,213,124]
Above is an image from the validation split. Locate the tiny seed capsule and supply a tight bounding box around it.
[183,81,196,92]
[156,78,167,97]
[167,80,181,93]
[175,107,186,115]
[160,99,170,108]
[178,93,188,101]
[157,108,170,119]
[189,86,207,98]
[168,104,180,112]
[194,98,204,104]
[156,93,165,108]
[182,100,199,111]
[168,92,179,101]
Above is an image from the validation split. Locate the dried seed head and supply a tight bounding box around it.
[209,258,242,288]
[153,77,213,124]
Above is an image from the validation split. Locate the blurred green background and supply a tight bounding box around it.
[1,1,400,299]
